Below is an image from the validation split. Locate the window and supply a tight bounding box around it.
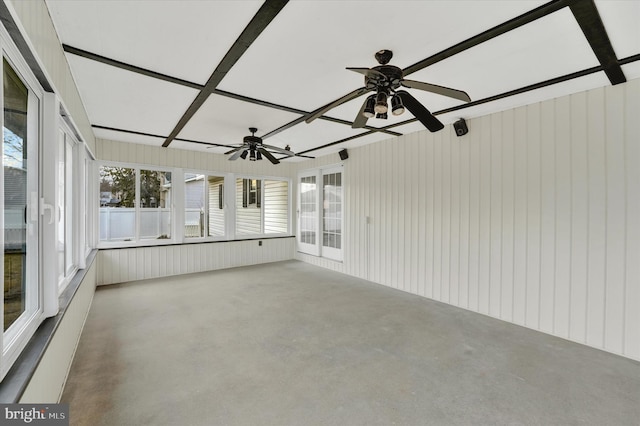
[1,52,43,379]
[99,166,136,241]
[184,173,225,238]
[299,175,316,245]
[99,164,172,243]
[236,177,289,236]
[99,168,289,244]
[322,172,342,251]
[297,166,343,261]
[57,124,78,290]
[140,169,171,240]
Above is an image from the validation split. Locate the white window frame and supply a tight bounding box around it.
[97,161,175,248]
[57,119,80,293]
[0,26,45,380]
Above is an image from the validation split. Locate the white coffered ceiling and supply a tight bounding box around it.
[45,0,640,163]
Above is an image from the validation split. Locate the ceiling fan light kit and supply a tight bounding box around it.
[391,94,405,116]
[363,95,376,118]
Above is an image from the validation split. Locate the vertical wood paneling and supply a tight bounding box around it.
[501,109,515,321]
[604,85,626,354]
[426,132,435,298]
[586,87,607,349]
[489,114,502,317]
[478,115,492,315]
[441,128,451,304]
[525,103,542,328]
[409,135,419,294]
[513,107,528,326]
[468,118,481,312]
[98,237,296,285]
[539,100,556,334]
[433,132,443,299]
[554,96,572,338]
[624,79,640,359]
[450,127,461,305]
[569,91,589,343]
[459,130,470,309]
[417,134,427,296]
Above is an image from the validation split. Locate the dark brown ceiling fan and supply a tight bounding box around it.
[305,49,471,132]
[223,127,294,164]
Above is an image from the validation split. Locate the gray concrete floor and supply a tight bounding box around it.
[61,260,640,426]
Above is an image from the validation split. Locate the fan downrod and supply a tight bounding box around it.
[244,127,261,145]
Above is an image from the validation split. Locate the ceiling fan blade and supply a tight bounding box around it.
[346,67,386,81]
[228,147,247,161]
[224,146,242,155]
[401,79,471,102]
[396,90,444,132]
[305,87,371,123]
[262,144,294,156]
[351,96,370,129]
[258,147,280,165]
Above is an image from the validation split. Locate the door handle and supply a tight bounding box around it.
[40,197,54,225]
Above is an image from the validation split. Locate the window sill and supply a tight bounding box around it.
[97,235,295,250]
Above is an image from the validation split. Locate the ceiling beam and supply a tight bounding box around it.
[92,125,236,149]
[568,0,625,85]
[162,0,289,147]
[402,0,571,76]
[296,131,377,156]
[63,45,204,90]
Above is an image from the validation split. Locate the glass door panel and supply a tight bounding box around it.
[321,170,342,261]
[297,173,319,255]
[3,58,37,332]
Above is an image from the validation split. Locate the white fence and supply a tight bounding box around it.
[100,208,171,241]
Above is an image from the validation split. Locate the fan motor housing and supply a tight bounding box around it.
[366,65,403,90]
[243,135,262,145]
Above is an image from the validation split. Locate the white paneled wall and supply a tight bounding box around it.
[297,79,640,361]
[97,238,295,285]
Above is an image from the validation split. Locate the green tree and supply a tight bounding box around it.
[100,167,170,208]
[100,166,135,207]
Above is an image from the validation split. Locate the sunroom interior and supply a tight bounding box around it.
[0,0,639,423]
